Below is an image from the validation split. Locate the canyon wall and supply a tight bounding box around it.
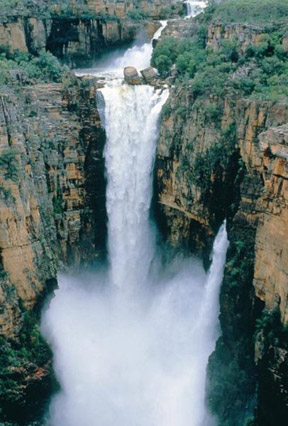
[157,93,288,323]
[0,4,287,425]
[0,74,108,423]
[0,16,140,65]
[0,76,106,337]
[155,19,288,425]
[0,0,182,65]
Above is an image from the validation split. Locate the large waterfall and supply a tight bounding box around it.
[98,83,169,290]
[43,20,229,426]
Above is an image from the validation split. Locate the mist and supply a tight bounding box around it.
[42,12,227,426]
[43,237,226,426]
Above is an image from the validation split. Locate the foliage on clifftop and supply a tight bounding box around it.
[0,0,55,19]
[0,48,68,86]
[0,0,182,20]
[0,0,104,19]
[152,5,288,101]
[209,0,288,24]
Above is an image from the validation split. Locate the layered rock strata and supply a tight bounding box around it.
[0,76,106,337]
[154,19,288,425]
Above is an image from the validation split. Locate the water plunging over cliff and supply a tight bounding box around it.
[75,20,167,78]
[184,1,207,18]
[43,20,228,426]
[98,83,168,290]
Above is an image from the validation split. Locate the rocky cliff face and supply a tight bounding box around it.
[155,19,288,426]
[0,74,108,423]
[0,76,106,338]
[1,2,288,424]
[0,0,182,66]
[0,16,140,66]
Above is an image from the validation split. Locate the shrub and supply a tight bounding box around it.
[0,148,21,182]
[0,309,56,423]
[127,9,147,20]
[154,55,172,76]
[151,2,288,101]
[210,0,288,24]
[0,49,67,86]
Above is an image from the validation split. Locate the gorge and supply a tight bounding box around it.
[0,1,288,426]
[42,17,229,424]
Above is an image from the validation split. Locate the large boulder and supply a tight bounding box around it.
[123,67,141,85]
[140,67,157,84]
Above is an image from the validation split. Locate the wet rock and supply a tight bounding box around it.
[140,67,157,84]
[124,67,141,85]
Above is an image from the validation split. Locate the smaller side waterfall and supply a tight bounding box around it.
[42,222,228,426]
[195,221,229,340]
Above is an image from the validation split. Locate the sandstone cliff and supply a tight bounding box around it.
[0,1,288,425]
[0,76,107,337]
[0,75,108,423]
[154,16,288,425]
[0,0,182,66]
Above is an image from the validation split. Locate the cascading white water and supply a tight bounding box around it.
[184,1,207,18]
[43,224,228,426]
[75,20,167,78]
[98,83,169,290]
[42,18,229,426]
[111,20,167,72]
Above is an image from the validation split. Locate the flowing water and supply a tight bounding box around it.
[184,1,207,19]
[43,18,228,426]
[74,21,167,78]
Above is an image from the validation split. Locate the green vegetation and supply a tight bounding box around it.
[53,195,63,215]
[207,222,258,426]
[0,0,89,19]
[0,309,56,424]
[0,48,67,86]
[0,0,183,20]
[209,0,288,24]
[152,16,288,101]
[152,34,239,97]
[0,148,21,182]
[256,308,288,349]
[127,8,148,21]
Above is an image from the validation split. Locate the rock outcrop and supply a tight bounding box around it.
[154,17,288,426]
[141,66,157,83]
[0,76,106,337]
[0,0,183,66]
[124,66,141,84]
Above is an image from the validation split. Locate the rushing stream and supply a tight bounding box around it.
[43,14,228,426]
[184,1,207,19]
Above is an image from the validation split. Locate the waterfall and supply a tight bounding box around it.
[110,20,167,72]
[75,21,167,78]
[98,83,169,290]
[184,1,207,18]
[42,19,229,426]
[43,224,228,426]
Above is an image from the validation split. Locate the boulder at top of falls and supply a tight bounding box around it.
[140,67,157,84]
[124,67,141,85]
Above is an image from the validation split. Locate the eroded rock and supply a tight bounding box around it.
[124,67,141,85]
[140,67,157,84]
